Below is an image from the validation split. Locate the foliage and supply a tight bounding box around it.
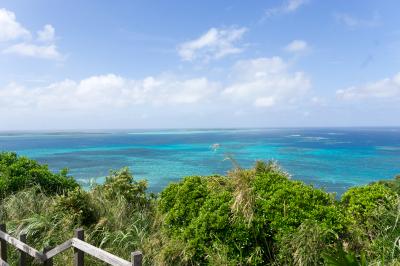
[341,183,397,255]
[156,161,345,265]
[377,175,400,195]
[0,165,153,265]
[0,152,78,198]
[95,167,150,207]
[0,154,400,265]
[53,187,98,226]
[279,220,337,265]
[322,243,367,266]
[341,183,397,224]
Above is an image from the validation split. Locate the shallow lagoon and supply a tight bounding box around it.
[1,128,399,195]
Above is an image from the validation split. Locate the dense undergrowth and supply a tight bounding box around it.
[0,151,399,265]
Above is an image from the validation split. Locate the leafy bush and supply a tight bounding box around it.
[376,175,400,195]
[94,167,150,208]
[0,152,78,198]
[340,183,398,260]
[53,187,98,226]
[156,161,345,265]
[341,183,397,223]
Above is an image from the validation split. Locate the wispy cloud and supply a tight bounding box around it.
[264,0,309,18]
[284,40,309,53]
[335,13,381,29]
[177,26,247,62]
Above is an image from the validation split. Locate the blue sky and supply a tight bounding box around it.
[0,0,399,130]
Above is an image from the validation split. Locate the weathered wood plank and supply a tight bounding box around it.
[0,227,142,266]
[19,233,27,266]
[0,258,9,266]
[0,230,45,261]
[71,238,131,266]
[74,228,84,266]
[43,239,72,260]
[131,251,142,266]
[0,224,7,262]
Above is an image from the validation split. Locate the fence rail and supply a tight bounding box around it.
[0,224,142,266]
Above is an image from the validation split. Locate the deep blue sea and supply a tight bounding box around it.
[0,128,399,195]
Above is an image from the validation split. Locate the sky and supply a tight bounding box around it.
[0,0,400,130]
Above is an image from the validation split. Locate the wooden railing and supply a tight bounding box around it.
[0,224,142,266]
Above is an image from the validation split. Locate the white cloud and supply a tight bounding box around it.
[223,57,311,108]
[37,24,55,42]
[0,74,220,111]
[265,0,309,17]
[0,57,314,129]
[0,57,311,112]
[284,40,308,53]
[0,8,62,60]
[337,72,400,100]
[178,26,247,61]
[254,97,276,107]
[3,42,62,60]
[0,8,30,41]
[335,13,380,29]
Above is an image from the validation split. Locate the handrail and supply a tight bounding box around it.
[71,238,131,266]
[0,230,45,261]
[44,239,72,260]
[0,225,142,266]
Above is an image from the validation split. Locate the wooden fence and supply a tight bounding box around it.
[0,224,142,266]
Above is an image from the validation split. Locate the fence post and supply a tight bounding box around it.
[19,233,27,266]
[43,246,53,266]
[131,251,142,266]
[0,224,7,263]
[74,228,84,266]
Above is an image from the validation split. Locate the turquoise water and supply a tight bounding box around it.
[0,128,399,195]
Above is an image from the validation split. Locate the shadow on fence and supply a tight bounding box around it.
[0,224,142,266]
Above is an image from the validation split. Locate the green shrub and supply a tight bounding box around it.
[342,183,397,222]
[0,152,78,198]
[53,187,98,226]
[376,175,400,195]
[156,162,345,265]
[253,168,344,240]
[340,183,398,257]
[94,167,149,208]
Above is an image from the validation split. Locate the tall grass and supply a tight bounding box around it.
[0,169,155,265]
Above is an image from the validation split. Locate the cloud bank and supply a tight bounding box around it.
[337,72,400,100]
[0,56,311,115]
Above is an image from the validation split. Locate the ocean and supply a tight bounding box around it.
[1,128,399,196]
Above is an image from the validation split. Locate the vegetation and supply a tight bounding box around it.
[0,152,78,198]
[0,152,399,265]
